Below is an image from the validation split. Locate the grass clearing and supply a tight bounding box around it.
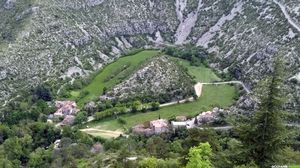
[85,84,237,131]
[71,50,159,105]
[289,166,300,168]
[175,58,221,83]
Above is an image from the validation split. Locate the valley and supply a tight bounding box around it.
[1,0,300,167]
[60,49,239,138]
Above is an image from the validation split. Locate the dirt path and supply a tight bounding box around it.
[201,81,250,94]
[160,97,194,107]
[194,82,203,97]
[80,128,124,138]
[160,80,250,108]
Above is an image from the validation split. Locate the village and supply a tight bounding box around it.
[47,99,228,137]
[131,107,227,136]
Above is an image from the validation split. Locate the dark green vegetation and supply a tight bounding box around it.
[235,58,293,168]
[163,46,209,67]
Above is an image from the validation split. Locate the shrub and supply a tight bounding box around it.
[117,117,127,125]
[33,85,52,101]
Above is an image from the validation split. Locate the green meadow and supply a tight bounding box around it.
[70,50,159,105]
[175,58,221,83]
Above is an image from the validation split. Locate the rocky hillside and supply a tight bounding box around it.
[0,0,300,107]
[101,56,194,103]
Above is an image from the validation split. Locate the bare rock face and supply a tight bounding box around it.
[86,0,105,7]
[3,0,16,9]
[103,56,194,102]
[0,68,7,81]
[0,0,300,107]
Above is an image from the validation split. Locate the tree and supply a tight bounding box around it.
[132,100,142,113]
[150,102,160,111]
[139,157,159,168]
[235,57,288,167]
[186,142,212,168]
[102,87,108,95]
[185,128,221,152]
[0,158,14,168]
[234,162,258,168]
[117,117,127,125]
[72,80,83,90]
[33,85,52,101]
[74,112,88,125]
[0,125,12,143]
[28,148,52,167]
[146,136,169,158]
[170,140,184,153]
[3,135,33,164]
[29,122,61,148]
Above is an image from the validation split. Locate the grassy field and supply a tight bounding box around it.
[71,50,159,105]
[85,84,237,131]
[289,166,300,168]
[175,58,221,83]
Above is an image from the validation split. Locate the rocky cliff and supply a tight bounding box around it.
[102,56,194,102]
[0,0,299,107]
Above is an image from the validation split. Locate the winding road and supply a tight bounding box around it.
[200,81,251,94]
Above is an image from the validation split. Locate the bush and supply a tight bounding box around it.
[117,117,127,125]
[33,85,52,101]
[72,80,83,90]
[75,112,88,125]
[150,102,160,111]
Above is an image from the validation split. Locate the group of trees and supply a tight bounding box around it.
[163,45,209,66]
[0,84,56,125]
[0,123,96,167]
[234,57,293,167]
[94,100,160,121]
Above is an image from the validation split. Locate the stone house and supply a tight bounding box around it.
[61,115,76,125]
[132,124,154,136]
[171,118,195,131]
[176,116,187,121]
[132,119,170,136]
[149,119,169,134]
[90,143,103,154]
[196,109,218,124]
[54,101,80,117]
